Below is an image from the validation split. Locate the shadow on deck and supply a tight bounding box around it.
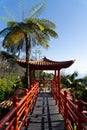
[22,92,65,130]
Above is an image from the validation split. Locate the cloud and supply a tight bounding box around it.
[64,61,87,78]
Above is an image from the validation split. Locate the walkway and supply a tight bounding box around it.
[22,92,65,130]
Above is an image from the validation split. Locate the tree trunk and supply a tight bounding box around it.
[25,34,30,89]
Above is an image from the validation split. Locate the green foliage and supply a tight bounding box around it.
[35,71,53,80]
[61,71,87,101]
[0,73,22,101]
[0,86,5,101]
[0,78,12,101]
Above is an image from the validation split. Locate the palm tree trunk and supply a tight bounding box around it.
[25,33,30,89]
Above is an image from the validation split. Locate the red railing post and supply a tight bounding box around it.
[13,96,19,130]
[64,91,68,130]
[55,80,57,105]
[25,89,29,126]
[58,70,61,113]
[77,100,83,130]
[37,82,39,93]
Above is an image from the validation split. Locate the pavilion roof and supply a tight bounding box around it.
[17,57,74,70]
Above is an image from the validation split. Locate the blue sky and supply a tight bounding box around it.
[0,0,87,77]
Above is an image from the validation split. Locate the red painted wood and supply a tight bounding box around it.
[0,81,39,130]
[0,79,87,130]
[51,85,87,130]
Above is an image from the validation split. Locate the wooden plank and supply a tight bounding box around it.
[22,92,65,130]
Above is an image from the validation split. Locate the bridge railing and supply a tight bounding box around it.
[51,80,87,130]
[0,81,39,130]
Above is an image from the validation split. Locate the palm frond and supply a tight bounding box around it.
[0,27,11,38]
[44,28,58,38]
[17,22,32,33]
[4,38,24,56]
[18,0,25,20]
[2,28,24,47]
[7,21,18,27]
[25,18,45,31]
[0,16,10,22]
[28,2,46,18]
[36,19,56,29]
[31,29,49,48]
[3,6,16,21]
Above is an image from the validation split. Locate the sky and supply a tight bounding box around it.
[0,0,87,77]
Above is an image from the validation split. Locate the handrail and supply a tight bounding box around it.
[1,80,87,130]
[0,81,39,130]
[51,80,87,130]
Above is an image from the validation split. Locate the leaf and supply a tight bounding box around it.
[7,21,18,27]
[3,6,16,21]
[0,28,11,38]
[36,19,56,29]
[26,18,44,31]
[28,2,46,18]
[0,16,10,22]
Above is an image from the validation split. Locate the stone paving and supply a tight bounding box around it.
[22,92,65,130]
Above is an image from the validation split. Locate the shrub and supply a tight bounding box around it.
[0,73,22,101]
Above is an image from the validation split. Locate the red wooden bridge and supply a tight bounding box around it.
[0,57,87,130]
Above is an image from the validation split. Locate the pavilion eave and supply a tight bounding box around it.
[17,57,74,70]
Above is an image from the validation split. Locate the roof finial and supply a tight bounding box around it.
[43,57,46,60]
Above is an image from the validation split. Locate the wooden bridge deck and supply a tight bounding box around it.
[22,92,65,130]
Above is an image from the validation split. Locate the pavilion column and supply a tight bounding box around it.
[54,70,57,80]
[54,70,58,105]
[57,69,61,113]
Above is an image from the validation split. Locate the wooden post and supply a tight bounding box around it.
[13,96,19,130]
[64,91,68,130]
[58,69,61,113]
[25,89,29,126]
[54,70,57,105]
[77,100,83,130]
[54,70,56,80]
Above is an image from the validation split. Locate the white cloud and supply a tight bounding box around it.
[63,61,87,78]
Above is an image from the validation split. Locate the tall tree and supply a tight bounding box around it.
[0,2,58,89]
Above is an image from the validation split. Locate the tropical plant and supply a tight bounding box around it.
[61,72,87,101]
[0,73,21,101]
[61,71,78,88]
[0,2,58,89]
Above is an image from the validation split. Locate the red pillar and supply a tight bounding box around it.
[54,70,57,80]
[54,70,57,104]
[77,100,83,130]
[13,96,19,130]
[57,69,61,113]
[58,70,60,92]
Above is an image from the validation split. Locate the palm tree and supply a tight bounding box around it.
[0,3,58,89]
